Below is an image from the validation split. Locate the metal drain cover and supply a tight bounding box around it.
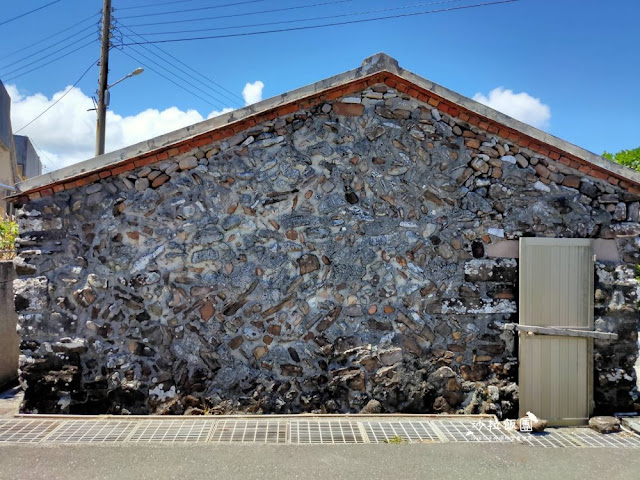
[1,417,639,448]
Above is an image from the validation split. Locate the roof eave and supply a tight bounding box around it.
[14,52,640,195]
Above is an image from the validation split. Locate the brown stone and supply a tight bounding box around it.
[199,301,215,321]
[267,324,281,336]
[297,254,320,275]
[563,175,581,189]
[534,164,551,178]
[253,346,268,360]
[228,336,243,349]
[460,364,489,381]
[332,102,364,116]
[465,139,481,149]
[151,174,170,188]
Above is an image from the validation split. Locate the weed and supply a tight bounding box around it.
[384,435,406,444]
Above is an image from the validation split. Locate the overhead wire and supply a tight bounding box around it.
[117,40,229,109]
[0,23,99,71]
[0,31,98,77]
[0,12,99,62]
[29,137,61,172]
[118,0,270,19]
[120,0,518,46]
[115,22,244,106]
[14,59,98,134]
[116,0,214,11]
[0,0,63,28]
[3,38,97,82]
[117,48,227,109]
[126,0,353,28]
[131,0,467,36]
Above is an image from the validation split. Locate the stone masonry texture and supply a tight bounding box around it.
[12,83,640,416]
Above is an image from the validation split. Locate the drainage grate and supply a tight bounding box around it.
[512,427,640,448]
[433,420,512,442]
[512,429,583,448]
[0,419,59,443]
[362,421,439,443]
[1,417,639,447]
[289,420,364,444]
[128,420,214,443]
[45,420,136,444]
[568,428,640,448]
[210,419,287,444]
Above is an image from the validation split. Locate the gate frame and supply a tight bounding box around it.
[518,237,594,426]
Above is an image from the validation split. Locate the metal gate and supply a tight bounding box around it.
[517,238,595,426]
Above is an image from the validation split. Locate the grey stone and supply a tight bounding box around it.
[589,416,621,434]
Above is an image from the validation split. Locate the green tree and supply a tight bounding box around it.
[602,147,640,172]
[0,219,18,260]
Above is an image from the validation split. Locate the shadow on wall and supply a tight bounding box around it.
[0,261,18,388]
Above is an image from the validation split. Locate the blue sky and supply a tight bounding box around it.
[0,0,638,171]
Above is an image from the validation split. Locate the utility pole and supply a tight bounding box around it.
[95,0,112,156]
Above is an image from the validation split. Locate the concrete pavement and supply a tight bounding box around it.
[0,442,638,480]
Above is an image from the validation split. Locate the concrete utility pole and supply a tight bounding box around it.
[95,0,112,157]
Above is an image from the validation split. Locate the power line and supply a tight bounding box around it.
[0,12,99,62]
[119,0,270,20]
[0,23,98,71]
[119,40,228,109]
[0,0,63,28]
[14,59,97,134]
[27,137,62,172]
[0,31,97,77]
[132,0,467,37]
[116,0,204,11]
[120,0,518,46]
[3,39,97,82]
[117,48,226,109]
[115,22,244,106]
[126,0,353,28]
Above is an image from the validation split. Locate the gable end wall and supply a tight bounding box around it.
[13,82,640,416]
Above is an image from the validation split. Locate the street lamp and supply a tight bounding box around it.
[95,67,144,156]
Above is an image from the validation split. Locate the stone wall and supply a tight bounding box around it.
[0,262,18,388]
[13,83,640,416]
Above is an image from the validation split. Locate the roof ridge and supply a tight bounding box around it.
[12,53,640,198]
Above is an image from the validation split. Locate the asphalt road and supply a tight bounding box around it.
[0,442,637,480]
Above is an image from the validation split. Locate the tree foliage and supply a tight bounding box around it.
[602,147,640,172]
[0,219,18,260]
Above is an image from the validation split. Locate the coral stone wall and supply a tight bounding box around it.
[13,83,640,415]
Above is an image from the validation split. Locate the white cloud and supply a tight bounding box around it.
[7,80,265,172]
[207,107,234,119]
[472,87,551,130]
[242,81,264,105]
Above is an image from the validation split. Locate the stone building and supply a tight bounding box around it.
[10,54,640,420]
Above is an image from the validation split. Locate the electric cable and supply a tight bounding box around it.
[116,22,244,106]
[14,59,97,134]
[3,39,97,82]
[131,0,466,36]
[120,1,518,46]
[0,31,98,77]
[0,12,99,61]
[117,48,225,109]
[126,0,352,28]
[0,1,63,28]
[119,0,270,20]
